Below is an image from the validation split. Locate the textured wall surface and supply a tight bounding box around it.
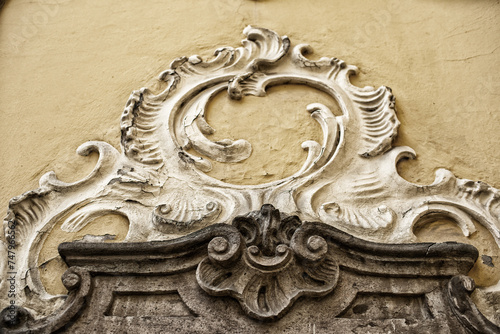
[0,0,499,323]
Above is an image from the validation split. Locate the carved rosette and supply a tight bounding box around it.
[196,205,339,320]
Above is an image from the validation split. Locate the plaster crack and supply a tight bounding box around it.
[444,45,500,62]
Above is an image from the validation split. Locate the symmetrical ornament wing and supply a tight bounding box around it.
[0,26,499,326]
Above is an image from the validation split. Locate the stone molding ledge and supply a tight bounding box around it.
[1,205,498,333]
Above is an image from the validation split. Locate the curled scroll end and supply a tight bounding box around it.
[39,141,120,190]
[447,275,500,334]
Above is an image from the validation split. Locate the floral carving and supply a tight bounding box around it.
[196,205,339,320]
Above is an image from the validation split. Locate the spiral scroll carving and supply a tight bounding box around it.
[197,205,339,320]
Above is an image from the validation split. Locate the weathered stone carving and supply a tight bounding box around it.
[1,207,499,332]
[0,267,90,333]
[447,275,500,334]
[197,204,339,320]
[0,26,499,326]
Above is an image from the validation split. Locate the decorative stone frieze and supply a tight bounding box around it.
[0,26,499,331]
[1,206,499,333]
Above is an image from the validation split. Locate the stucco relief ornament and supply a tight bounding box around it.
[1,26,499,319]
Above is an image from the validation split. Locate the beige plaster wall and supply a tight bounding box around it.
[0,0,499,317]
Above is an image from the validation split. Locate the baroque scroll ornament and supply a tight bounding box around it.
[197,204,339,320]
[1,26,499,317]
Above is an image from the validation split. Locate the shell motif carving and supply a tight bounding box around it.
[0,26,499,318]
[196,205,339,320]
